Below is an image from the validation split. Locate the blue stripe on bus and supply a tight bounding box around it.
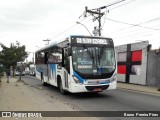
[73,71,86,83]
[73,71,111,84]
[99,81,110,84]
[37,67,44,73]
[50,64,56,80]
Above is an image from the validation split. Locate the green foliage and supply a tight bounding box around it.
[0,41,28,69]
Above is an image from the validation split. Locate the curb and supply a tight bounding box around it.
[117,86,160,96]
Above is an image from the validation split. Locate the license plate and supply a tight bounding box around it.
[93,88,102,92]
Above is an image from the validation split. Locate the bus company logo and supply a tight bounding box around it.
[2,112,11,117]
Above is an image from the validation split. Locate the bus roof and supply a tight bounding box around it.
[35,37,69,53]
[35,42,57,53]
[35,35,113,53]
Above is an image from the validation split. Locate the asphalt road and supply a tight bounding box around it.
[22,75,160,120]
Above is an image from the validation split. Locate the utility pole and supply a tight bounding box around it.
[98,8,102,36]
[81,0,125,36]
[43,39,51,45]
[85,6,104,36]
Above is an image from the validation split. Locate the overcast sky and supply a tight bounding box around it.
[0,0,160,61]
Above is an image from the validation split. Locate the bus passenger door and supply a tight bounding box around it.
[63,48,70,88]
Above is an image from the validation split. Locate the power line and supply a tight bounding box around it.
[109,0,136,11]
[112,25,160,39]
[52,17,93,39]
[102,0,136,30]
[91,0,126,10]
[139,17,160,25]
[111,17,160,33]
[105,17,160,38]
[52,1,160,41]
[52,24,77,38]
[112,26,160,38]
[52,0,133,38]
[128,26,160,35]
[110,26,159,39]
[80,0,126,36]
[104,17,160,39]
[104,17,160,31]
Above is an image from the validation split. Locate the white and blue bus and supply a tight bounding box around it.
[35,35,117,94]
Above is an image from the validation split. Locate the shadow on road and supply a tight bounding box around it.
[42,83,115,99]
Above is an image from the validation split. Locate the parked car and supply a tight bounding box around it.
[29,64,35,76]
[15,70,25,76]
[25,71,30,75]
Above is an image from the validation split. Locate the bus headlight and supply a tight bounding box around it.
[72,75,80,83]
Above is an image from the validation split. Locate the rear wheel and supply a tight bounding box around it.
[59,79,66,95]
[41,74,47,86]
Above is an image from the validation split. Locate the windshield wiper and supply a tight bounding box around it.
[82,45,94,60]
[99,45,106,59]
[97,45,106,66]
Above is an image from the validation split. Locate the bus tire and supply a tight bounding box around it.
[59,79,66,95]
[41,74,47,86]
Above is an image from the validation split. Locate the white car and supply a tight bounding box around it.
[15,71,25,76]
[25,71,30,75]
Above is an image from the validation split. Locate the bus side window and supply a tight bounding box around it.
[36,52,45,64]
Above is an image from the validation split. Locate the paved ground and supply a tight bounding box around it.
[0,75,160,120]
[0,76,98,120]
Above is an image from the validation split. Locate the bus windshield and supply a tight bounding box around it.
[72,46,116,77]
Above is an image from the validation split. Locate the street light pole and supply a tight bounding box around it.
[76,21,92,36]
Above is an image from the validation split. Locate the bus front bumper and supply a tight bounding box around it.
[69,81,117,93]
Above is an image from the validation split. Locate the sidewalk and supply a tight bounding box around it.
[0,76,79,111]
[117,82,160,96]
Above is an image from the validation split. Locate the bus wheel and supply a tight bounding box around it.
[41,75,47,86]
[59,79,66,95]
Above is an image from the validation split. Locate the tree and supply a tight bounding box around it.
[0,41,28,78]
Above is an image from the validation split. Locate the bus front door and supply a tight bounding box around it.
[63,56,70,88]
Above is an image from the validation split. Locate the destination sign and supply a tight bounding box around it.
[71,36,112,45]
[76,38,108,45]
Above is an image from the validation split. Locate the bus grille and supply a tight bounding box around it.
[85,85,109,91]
